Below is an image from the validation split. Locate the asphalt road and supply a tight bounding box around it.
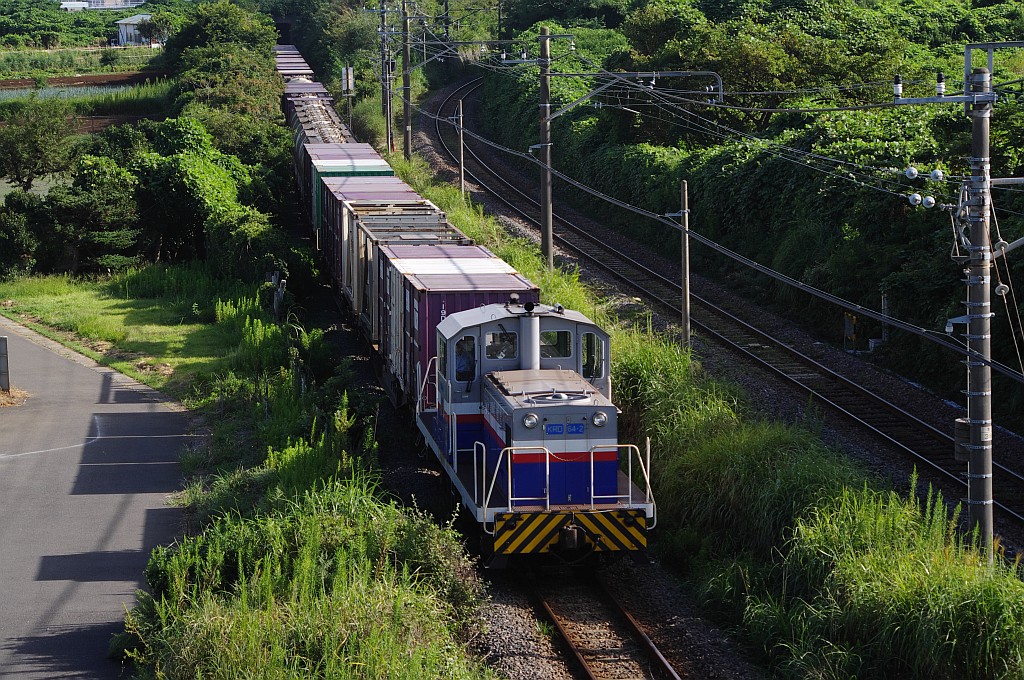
[0,316,190,678]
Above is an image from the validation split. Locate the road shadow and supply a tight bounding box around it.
[0,620,130,679]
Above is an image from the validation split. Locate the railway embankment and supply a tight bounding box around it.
[410,78,1024,679]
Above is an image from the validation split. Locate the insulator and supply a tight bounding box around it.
[894,74,903,98]
[936,71,946,96]
[906,166,918,179]
[909,193,923,206]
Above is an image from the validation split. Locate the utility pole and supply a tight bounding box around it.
[457,99,465,198]
[402,0,412,160]
[512,32,722,272]
[681,180,691,347]
[539,26,553,270]
[965,66,994,556]
[665,181,692,347]
[379,0,387,122]
[891,44,1024,561]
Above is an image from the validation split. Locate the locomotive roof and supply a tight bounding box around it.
[436,302,593,339]
[487,369,614,407]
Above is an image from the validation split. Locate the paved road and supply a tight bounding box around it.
[0,316,190,678]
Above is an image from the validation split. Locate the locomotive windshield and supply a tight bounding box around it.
[540,330,572,358]
[485,331,517,360]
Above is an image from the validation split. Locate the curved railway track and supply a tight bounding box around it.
[534,574,683,679]
[430,78,1024,528]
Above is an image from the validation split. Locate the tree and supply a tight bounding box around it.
[44,156,141,272]
[174,44,283,119]
[163,0,278,68]
[0,192,42,278]
[137,11,179,45]
[0,96,78,192]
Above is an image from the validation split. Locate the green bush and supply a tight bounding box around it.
[128,477,487,678]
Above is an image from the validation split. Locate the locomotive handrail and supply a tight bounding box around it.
[588,443,656,528]
[481,443,657,528]
[416,355,438,415]
[483,446,554,524]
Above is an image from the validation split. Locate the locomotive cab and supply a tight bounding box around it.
[417,299,655,562]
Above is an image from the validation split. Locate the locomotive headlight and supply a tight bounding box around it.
[592,411,608,427]
[523,413,540,429]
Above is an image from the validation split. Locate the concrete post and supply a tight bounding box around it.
[539,27,553,270]
[402,0,412,161]
[0,336,8,392]
[966,67,994,560]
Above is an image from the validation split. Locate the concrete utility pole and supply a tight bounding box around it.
[965,67,994,555]
[891,44,1024,561]
[681,181,691,347]
[379,0,387,122]
[457,99,465,198]
[539,26,553,270]
[402,0,412,160]
[512,32,722,273]
[665,182,692,347]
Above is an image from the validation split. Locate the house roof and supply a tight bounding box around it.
[115,14,151,25]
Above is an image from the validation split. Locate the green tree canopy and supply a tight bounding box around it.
[163,0,278,68]
[0,96,78,191]
[45,155,141,272]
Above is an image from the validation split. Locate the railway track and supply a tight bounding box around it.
[430,78,1024,529]
[534,574,683,679]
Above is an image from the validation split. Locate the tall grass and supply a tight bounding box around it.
[762,482,1024,678]
[0,47,158,78]
[113,263,252,320]
[126,477,489,678]
[611,324,1024,676]
[71,79,173,116]
[0,80,173,118]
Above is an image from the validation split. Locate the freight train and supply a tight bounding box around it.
[275,45,656,565]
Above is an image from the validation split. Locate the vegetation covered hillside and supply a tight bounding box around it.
[469,0,1024,422]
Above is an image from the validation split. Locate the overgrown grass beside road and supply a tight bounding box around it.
[0,260,491,677]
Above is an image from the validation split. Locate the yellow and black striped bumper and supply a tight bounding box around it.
[493,510,647,555]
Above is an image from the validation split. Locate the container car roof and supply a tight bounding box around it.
[436,302,591,339]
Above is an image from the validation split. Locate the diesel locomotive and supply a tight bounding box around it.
[276,45,656,564]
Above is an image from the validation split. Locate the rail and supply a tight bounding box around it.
[534,575,684,679]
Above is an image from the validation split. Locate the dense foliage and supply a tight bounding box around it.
[0,1,290,278]
[477,2,1024,421]
[0,0,192,49]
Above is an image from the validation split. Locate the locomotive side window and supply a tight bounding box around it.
[540,330,572,358]
[437,332,447,375]
[455,336,476,381]
[582,332,604,379]
[485,331,518,360]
